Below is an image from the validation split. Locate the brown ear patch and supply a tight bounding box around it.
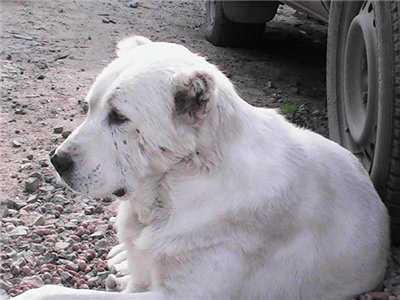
[173,71,215,122]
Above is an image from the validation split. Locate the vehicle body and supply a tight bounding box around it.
[205,0,400,244]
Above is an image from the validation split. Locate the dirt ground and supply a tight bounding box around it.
[0,0,399,299]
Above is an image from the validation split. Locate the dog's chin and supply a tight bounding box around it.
[56,173,128,199]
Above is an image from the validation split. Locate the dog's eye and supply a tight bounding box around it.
[109,109,129,125]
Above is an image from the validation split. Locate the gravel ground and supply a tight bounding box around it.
[0,1,399,299]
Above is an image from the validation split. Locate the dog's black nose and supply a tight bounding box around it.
[50,151,74,174]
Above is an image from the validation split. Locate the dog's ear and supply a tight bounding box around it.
[172,70,216,125]
[116,35,152,57]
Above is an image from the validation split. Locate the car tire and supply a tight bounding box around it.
[205,0,266,47]
[327,1,400,244]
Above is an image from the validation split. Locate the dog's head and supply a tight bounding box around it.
[50,36,226,198]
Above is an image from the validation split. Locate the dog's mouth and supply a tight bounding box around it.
[112,187,127,198]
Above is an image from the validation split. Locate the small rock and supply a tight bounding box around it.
[0,278,12,290]
[55,241,70,251]
[29,172,42,179]
[20,275,43,288]
[60,271,73,283]
[91,231,105,238]
[5,209,17,217]
[6,198,27,210]
[76,259,87,272]
[15,108,26,115]
[43,202,55,211]
[25,177,40,193]
[19,163,33,171]
[61,130,72,138]
[26,154,34,160]
[12,140,22,148]
[39,184,55,192]
[8,226,28,237]
[31,215,45,226]
[53,126,63,134]
[39,159,49,167]
[95,239,108,249]
[20,203,36,211]
[2,218,20,226]
[102,18,116,24]
[6,224,15,232]
[52,194,67,204]
[267,81,274,89]
[128,0,139,8]
[27,194,38,203]
[10,264,20,276]
[84,249,97,261]
[37,74,45,80]
[41,272,52,284]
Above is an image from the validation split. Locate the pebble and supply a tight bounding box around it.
[24,177,40,193]
[60,271,73,283]
[266,80,274,89]
[20,203,36,211]
[128,0,139,8]
[31,215,45,226]
[19,163,33,171]
[53,126,63,134]
[0,279,12,290]
[61,130,72,138]
[39,159,49,167]
[55,241,70,251]
[12,140,22,148]
[84,249,97,261]
[2,218,20,226]
[39,184,55,192]
[20,266,31,276]
[15,108,26,115]
[4,209,17,217]
[27,194,38,203]
[102,18,116,24]
[8,226,28,237]
[6,198,27,210]
[29,172,42,179]
[76,259,87,272]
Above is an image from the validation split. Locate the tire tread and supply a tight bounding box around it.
[387,2,400,242]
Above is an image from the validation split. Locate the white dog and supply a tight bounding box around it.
[14,36,389,300]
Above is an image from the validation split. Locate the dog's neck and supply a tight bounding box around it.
[131,86,272,250]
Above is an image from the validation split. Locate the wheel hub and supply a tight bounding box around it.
[343,1,378,150]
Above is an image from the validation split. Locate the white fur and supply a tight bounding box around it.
[14,36,389,300]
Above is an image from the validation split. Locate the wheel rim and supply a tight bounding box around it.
[342,1,378,171]
[207,0,216,26]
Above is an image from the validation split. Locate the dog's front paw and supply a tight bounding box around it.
[107,244,129,275]
[105,274,148,293]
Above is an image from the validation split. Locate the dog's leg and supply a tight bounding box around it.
[123,242,152,293]
[11,285,164,300]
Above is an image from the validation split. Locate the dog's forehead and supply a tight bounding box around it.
[86,42,195,107]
